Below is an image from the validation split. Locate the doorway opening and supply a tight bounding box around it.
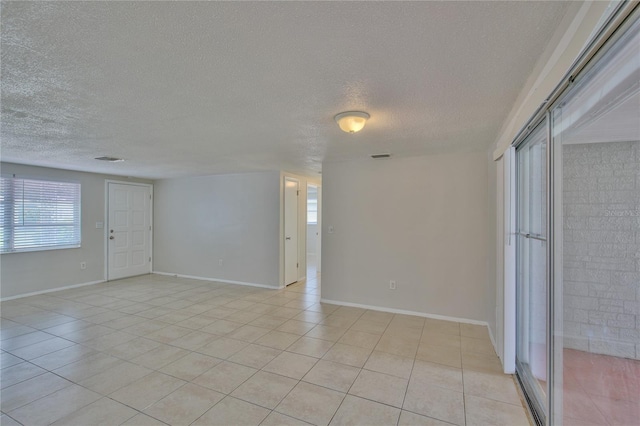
[307,184,321,278]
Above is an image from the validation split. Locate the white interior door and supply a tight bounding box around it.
[108,182,152,280]
[284,177,299,285]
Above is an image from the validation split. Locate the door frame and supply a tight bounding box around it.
[283,176,299,286]
[104,180,154,281]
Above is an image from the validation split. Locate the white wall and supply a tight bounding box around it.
[321,152,489,322]
[0,162,152,299]
[153,171,281,288]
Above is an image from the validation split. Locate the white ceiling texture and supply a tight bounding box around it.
[1,1,571,179]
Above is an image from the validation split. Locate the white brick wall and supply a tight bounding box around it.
[563,141,640,359]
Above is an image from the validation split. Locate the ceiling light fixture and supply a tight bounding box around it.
[334,111,370,133]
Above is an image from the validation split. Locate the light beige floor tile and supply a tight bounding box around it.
[287,336,334,358]
[175,315,218,330]
[228,343,282,369]
[197,336,249,359]
[411,360,463,392]
[293,310,327,324]
[83,331,137,352]
[144,383,224,426]
[0,352,23,369]
[132,344,190,369]
[338,329,381,349]
[270,307,304,320]
[260,411,312,426]
[0,414,21,426]
[146,324,193,344]
[322,343,372,368]
[461,336,496,356]
[263,351,318,380]
[398,410,452,426]
[8,337,75,360]
[8,384,101,426]
[101,313,146,330]
[306,303,340,314]
[193,360,257,394]
[423,319,460,336]
[110,371,186,410]
[461,351,503,374]
[200,319,244,335]
[375,335,419,358]
[420,331,461,348]
[464,394,529,426]
[168,330,219,350]
[460,323,490,340]
[463,370,521,405]
[276,381,345,426]
[30,343,96,371]
[415,343,462,368]
[329,394,400,426]
[61,324,115,343]
[249,315,289,329]
[1,372,72,412]
[160,352,222,381]
[52,352,121,382]
[78,361,152,394]
[192,396,270,426]
[1,362,47,389]
[364,351,414,379]
[302,360,360,393]
[349,319,388,335]
[227,325,272,342]
[390,329,424,344]
[51,397,138,426]
[349,369,408,408]
[321,315,358,329]
[106,336,161,359]
[277,320,317,336]
[403,382,465,425]
[255,330,301,350]
[226,310,264,324]
[231,371,298,409]
[305,325,347,342]
[121,413,168,425]
[121,320,169,337]
[0,331,55,351]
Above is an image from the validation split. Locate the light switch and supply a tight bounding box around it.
[328,225,334,234]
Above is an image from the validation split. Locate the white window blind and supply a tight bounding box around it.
[0,177,81,253]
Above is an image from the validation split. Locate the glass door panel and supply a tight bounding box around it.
[552,15,640,426]
[516,120,549,423]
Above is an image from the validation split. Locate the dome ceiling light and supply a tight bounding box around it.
[334,111,370,133]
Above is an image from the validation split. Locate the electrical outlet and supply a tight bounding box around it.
[389,280,396,290]
[80,262,87,270]
[219,259,223,266]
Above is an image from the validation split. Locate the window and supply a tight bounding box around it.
[0,177,81,253]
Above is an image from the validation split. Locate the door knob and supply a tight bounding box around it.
[109,236,114,240]
[285,237,291,240]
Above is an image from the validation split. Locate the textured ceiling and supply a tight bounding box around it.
[1,1,570,179]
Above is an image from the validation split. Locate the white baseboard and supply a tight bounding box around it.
[319,298,489,326]
[152,271,280,290]
[1,280,105,302]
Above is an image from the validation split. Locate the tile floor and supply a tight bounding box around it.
[563,349,640,426]
[1,273,528,426]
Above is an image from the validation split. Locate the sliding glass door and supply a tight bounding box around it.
[516,121,549,424]
[513,7,639,425]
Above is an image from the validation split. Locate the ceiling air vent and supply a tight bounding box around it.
[371,153,391,159]
[95,156,124,162]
